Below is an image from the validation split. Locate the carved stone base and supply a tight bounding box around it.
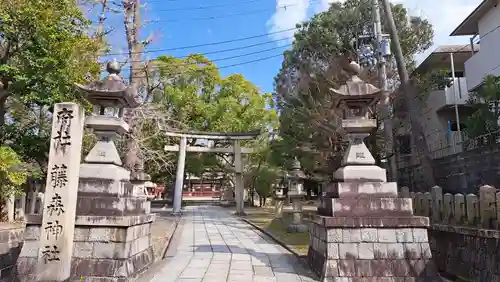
[307,217,440,281]
[17,215,155,281]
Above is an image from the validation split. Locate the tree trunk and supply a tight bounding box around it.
[381,0,436,189]
[0,96,7,143]
[123,0,145,175]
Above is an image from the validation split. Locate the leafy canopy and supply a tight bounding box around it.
[0,146,28,200]
[143,54,278,180]
[0,0,101,177]
[0,0,101,105]
[464,75,500,138]
[272,0,434,175]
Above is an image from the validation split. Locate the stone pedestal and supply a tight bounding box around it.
[287,197,308,233]
[308,139,439,280]
[273,196,286,219]
[17,213,154,282]
[309,116,439,280]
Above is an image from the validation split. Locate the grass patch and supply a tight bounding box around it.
[244,208,315,256]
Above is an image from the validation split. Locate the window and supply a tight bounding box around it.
[449,121,466,132]
[396,135,411,155]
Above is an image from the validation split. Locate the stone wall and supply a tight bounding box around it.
[433,144,500,194]
[0,223,24,280]
[398,143,500,194]
[405,185,500,280]
[429,224,500,281]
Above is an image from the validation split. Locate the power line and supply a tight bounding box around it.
[149,0,263,12]
[152,1,320,23]
[128,53,285,78]
[488,62,500,73]
[442,23,500,55]
[153,0,319,13]
[105,27,297,56]
[99,1,319,23]
[115,43,291,64]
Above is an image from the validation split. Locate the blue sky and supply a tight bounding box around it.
[96,0,483,94]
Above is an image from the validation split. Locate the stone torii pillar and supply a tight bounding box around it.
[164,130,259,215]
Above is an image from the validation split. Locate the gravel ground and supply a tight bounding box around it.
[150,208,181,262]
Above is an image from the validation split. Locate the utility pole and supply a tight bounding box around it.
[371,0,397,181]
[380,0,436,189]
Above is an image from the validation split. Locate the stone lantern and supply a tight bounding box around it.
[76,60,140,166]
[286,157,308,233]
[307,59,438,280]
[273,176,287,219]
[69,61,155,281]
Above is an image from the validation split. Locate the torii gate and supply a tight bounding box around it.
[164,130,260,215]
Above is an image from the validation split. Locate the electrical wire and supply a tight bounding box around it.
[113,43,291,64]
[105,27,298,56]
[152,0,320,15]
[149,0,266,12]
[126,53,285,79]
[439,23,500,55]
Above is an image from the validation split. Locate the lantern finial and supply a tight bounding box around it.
[106,59,121,75]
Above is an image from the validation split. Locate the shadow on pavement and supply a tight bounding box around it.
[192,244,318,280]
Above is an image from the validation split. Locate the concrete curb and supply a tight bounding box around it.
[135,214,185,282]
[160,215,183,259]
[239,217,304,258]
[238,216,316,279]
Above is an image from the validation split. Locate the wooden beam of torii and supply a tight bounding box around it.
[164,130,260,215]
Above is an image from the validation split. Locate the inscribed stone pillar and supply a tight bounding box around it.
[37,103,85,281]
[16,65,156,282]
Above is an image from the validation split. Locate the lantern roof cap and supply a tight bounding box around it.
[75,59,140,108]
[291,157,301,170]
[289,157,306,179]
[329,61,382,109]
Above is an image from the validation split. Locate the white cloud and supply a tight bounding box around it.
[313,0,342,14]
[266,0,482,62]
[266,0,311,42]
[396,0,482,63]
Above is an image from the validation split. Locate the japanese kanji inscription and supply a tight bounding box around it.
[37,103,85,281]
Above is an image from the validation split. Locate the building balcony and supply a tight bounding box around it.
[464,49,500,91]
[429,77,470,111]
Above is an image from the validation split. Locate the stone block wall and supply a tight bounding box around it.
[16,215,154,282]
[429,224,500,281]
[399,142,500,194]
[405,184,500,280]
[308,223,437,280]
[0,223,24,280]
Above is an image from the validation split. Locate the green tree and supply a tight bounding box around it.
[140,54,278,183]
[0,0,100,173]
[464,75,500,138]
[0,146,28,221]
[274,0,434,178]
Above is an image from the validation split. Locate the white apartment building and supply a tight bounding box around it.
[397,45,476,160]
[450,0,500,91]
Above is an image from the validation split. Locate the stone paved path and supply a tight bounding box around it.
[148,206,319,282]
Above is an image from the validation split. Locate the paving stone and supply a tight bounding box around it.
[253,266,274,276]
[142,206,319,282]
